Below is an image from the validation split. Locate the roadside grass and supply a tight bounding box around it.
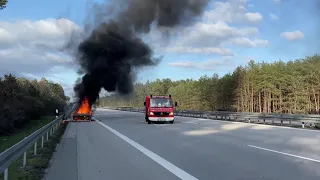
[0,116,56,153]
[0,121,68,180]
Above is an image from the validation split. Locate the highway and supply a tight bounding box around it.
[44,108,320,180]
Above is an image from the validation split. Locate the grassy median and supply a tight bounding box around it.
[0,121,68,180]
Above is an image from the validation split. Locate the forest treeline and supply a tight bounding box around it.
[0,74,69,135]
[99,55,320,115]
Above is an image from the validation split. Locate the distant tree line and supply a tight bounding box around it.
[99,55,320,115]
[0,74,68,135]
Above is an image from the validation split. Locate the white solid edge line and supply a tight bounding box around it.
[96,120,198,180]
[247,145,320,163]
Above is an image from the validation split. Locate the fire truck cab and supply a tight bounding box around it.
[144,94,178,124]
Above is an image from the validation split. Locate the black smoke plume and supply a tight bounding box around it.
[73,0,209,106]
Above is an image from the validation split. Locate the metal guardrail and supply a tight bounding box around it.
[110,107,320,129]
[0,107,74,180]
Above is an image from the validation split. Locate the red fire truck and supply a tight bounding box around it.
[144,94,178,124]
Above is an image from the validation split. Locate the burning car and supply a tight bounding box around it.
[71,97,93,121]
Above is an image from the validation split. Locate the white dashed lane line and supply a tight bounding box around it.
[248,145,320,163]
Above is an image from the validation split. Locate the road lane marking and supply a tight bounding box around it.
[184,122,198,124]
[198,118,210,121]
[247,145,320,163]
[96,121,198,180]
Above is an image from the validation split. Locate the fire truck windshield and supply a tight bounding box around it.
[150,98,173,107]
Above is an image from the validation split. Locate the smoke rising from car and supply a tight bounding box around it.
[72,0,209,106]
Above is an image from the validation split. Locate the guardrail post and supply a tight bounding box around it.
[46,131,49,141]
[263,119,265,124]
[302,122,305,128]
[23,151,27,168]
[4,168,8,180]
[41,135,44,148]
[281,120,283,126]
[34,141,37,155]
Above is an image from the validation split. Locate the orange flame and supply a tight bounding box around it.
[76,97,92,115]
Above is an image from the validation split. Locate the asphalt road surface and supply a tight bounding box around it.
[44,108,320,180]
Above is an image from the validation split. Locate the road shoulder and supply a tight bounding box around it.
[44,124,78,180]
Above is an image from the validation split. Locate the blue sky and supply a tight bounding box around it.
[0,0,318,96]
